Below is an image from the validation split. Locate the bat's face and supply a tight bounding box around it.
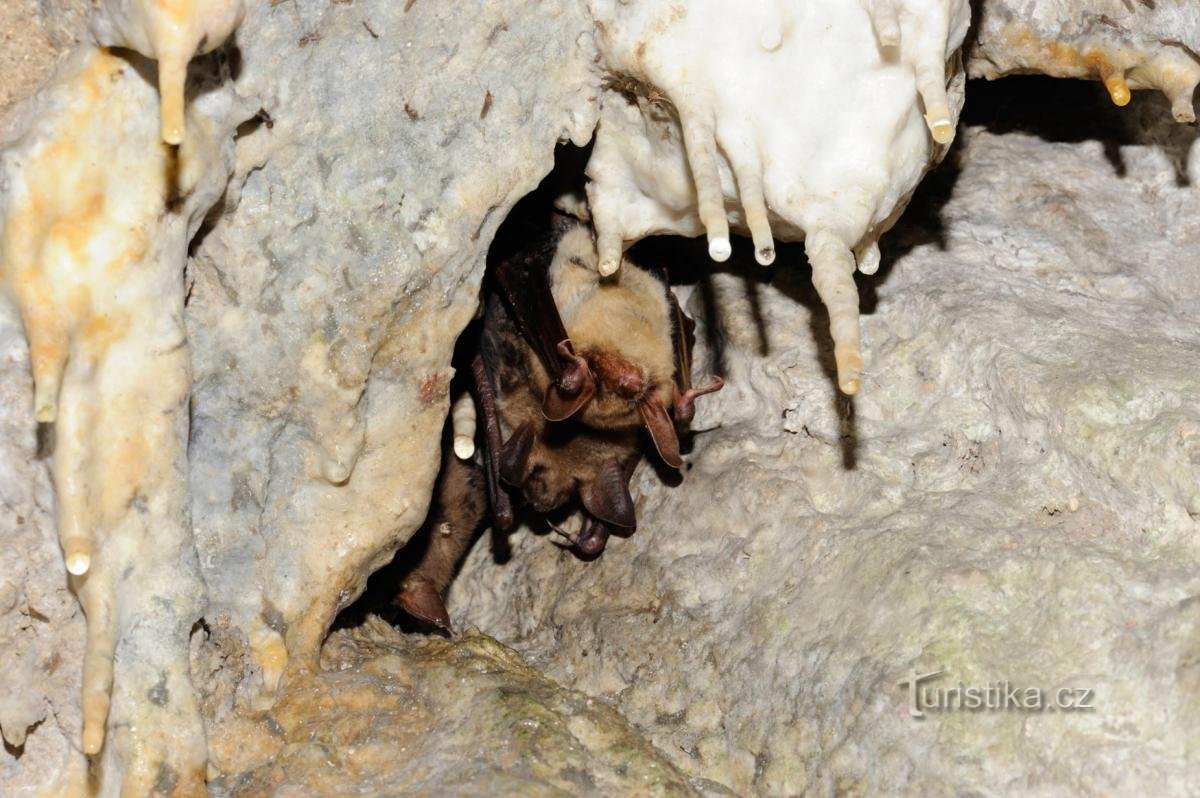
[573,347,674,431]
[522,425,640,521]
[480,221,722,560]
[545,229,679,433]
[521,462,574,513]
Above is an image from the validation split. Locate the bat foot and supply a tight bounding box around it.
[396,578,453,634]
[547,519,580,548]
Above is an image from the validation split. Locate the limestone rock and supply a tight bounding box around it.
[450,81,1200,795]
[1,0,1198,794]
[185,0,599,687]
[210,618,693,796]
[0,308,87,795]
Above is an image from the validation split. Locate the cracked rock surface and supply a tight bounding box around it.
[185,0,597,677]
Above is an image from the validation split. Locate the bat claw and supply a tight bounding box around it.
[547,519,581,548]
[548,517,609,557]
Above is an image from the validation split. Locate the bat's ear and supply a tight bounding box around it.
[498,421,536,486]
[543,379,595,421]
[674,376,724,424]
[396,578,452,633]
[543,340,596,421]
[639,396,683,469]
[581,458,637,529]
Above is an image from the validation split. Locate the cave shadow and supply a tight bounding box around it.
[334,407,477,637]
[962,75,1197,187]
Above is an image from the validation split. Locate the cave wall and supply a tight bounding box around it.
[182,0,597,678]
[451,81,1200,795]
[1,0,599,792]
[0,1,1198,795]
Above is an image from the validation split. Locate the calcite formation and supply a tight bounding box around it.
[0,0,1197,795]
[0,308,87,794]
[90,0,245,144]
[452,82,1200,795]
[0,43,241,793]
[585,0,971,395]
[181,0,598,700]
[969,0,1200,122]
[208,618,694,795]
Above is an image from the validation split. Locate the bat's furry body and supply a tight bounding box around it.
[396,222,719,631]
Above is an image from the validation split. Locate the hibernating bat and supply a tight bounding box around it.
[395,218,721,631]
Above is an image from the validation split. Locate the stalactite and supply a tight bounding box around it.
[969,2,1200,123]
[0,45,241,793]
[90,0,245,144]
[584,0,971,395]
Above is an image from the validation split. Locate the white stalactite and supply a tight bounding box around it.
[585,0,971,394]
[451,393,478,460]
[968,0,1200,123]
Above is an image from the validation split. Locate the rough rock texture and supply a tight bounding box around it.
[451,81,1200,795]
[209,617,692,796]
[0,1,62,114]
[1,0,599,792]
[584,0,972,395]
[0,309,87,794]
[185,0,598,686]
[0,46,250,793]
[1,1,1199,795]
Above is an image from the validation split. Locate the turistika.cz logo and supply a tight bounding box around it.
[897,668,1096,718]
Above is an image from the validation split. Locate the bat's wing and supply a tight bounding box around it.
[471,353,515,531]
[493,229,594,421]
[498,420,535,487]
[666,285,697,397]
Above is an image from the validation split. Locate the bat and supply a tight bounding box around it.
[395,217,721,632]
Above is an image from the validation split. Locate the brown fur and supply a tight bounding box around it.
[544,227,677,431]
[396,222,719,629]
[394,448,488,631]
[484,274,643,515]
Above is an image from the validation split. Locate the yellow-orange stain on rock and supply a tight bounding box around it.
[990,24,1198,116]
[0,45,204,771]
